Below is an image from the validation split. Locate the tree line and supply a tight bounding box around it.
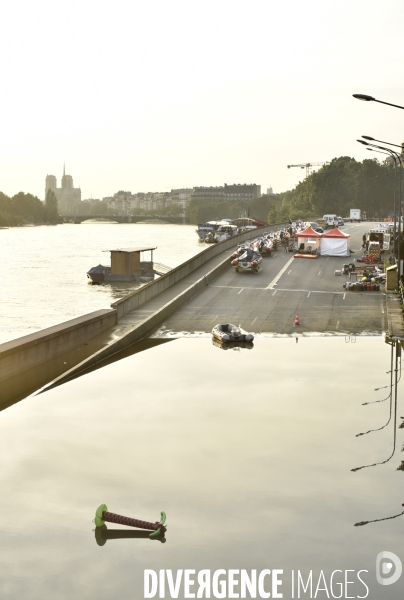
[0,190,60,226]
[270,156,396,224]
[186,194,275,224]
[186,157,397,225]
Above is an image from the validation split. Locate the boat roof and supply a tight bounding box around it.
[103,247,157,253]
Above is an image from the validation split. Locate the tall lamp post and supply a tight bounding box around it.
[353,94,404,110]
[365,147,399,257]
[361,135,403,151]
[357,140,402,286]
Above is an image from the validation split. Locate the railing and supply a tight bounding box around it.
[153,263,172,275]
[399,281,404,315]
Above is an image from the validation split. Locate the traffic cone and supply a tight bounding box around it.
[294,313,300,326]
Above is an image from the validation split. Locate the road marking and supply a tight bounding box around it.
[273,289,278,295]
[212,315,219,322]
[317,271,321,276]
[273,253,278,257]
[211,285,244,289]
[343,293,346,300]
[287,269,292,275]
[266,255,295,289]
[251,317,258,325]
[238,288,244,294]
[336,320,340,329]
[307,291,311,298]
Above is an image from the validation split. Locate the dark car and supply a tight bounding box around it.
[309,222,324,233]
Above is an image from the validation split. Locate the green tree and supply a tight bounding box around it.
[11,192,44,224]
[0,192,11,225]
[44,189,59,224]
[268,201,278,224]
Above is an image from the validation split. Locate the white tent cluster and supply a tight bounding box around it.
[296,226,350,257]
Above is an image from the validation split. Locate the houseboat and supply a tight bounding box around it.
[87,246,156,284]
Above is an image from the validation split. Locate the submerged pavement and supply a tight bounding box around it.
[155,222,387,336]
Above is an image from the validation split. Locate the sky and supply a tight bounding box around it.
[1,0,403,200]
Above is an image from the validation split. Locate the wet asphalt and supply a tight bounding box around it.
[158,222,387,335]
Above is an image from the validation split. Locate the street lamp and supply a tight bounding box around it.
[366,148,391,158]
[362,135,403,150]
[353,94,404,110]
[357,140,402,283]
[366,148,399,243]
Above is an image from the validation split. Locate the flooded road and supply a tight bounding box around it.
[0,336,402,599]
[0,223,202,343]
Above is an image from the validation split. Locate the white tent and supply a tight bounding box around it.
[320,228,350,256]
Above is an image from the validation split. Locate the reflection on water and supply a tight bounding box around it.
[1,337,173,412]
[351,340,400,472]
[0,337,403,599]
[94,525,166,546]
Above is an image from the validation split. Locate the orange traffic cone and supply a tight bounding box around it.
[294,313,300,326]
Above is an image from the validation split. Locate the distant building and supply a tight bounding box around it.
[192,183,261,201]
[224,183,261,201]
[168,188,193,210]
[45,166,81,215]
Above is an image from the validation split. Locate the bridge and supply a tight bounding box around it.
[62,214,189,224]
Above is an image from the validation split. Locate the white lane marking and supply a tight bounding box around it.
[287,269,292,275]
[317,271,321,276]
[238,288,244,294]
[251,317,258,325]
[273,253,278,257]
[307,291,311,298]
[212,314,219,322]
[211,285,244,289]
[336,320,340,329]
[266,255,295,289]
[209,286,380,297]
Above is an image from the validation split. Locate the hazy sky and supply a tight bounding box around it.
[1,0,403,200]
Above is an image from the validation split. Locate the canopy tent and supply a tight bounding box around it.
[320,228,350,256]
[295,226,322,238]
[295,226,322,252]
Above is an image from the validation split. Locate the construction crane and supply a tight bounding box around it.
[287,162,328,178]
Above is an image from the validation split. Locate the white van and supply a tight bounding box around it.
[323,214,338,229]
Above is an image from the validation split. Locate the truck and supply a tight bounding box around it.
[350,209,361,222]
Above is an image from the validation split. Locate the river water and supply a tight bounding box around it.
[0,223,203,344]
[0,336,402,599]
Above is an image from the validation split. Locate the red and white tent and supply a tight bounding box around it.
[295,226,322,238]
[320,228,350,256]
[295,226,322,251]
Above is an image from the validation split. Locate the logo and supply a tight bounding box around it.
[376,552,402,586]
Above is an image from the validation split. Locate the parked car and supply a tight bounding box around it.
[337,217,344,226]
[309,222,324,233]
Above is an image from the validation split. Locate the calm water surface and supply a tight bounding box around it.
[0,336,402,599]
[0,223,202,343]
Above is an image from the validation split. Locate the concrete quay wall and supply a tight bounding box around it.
[44,252,234,390]
[111,223,287,319]
[0,309,117,381]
